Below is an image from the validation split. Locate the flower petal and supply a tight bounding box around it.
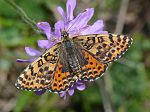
[67,8,94,33]
[57,6,66,21]
[38,40,50,49]
[47,41,57,49]
[38,39,57,49]
[76,82,86,91]
[81,20,108,35]
[16,59,34,63]
[66,0,76,21]
[25,47,42,56]
[54,20,65,31]
[68,88,75,96]
[54,20,65,40]
[59,91,67,100]
[37,22,51,40]
[34,89,46,96]
[59,91,66,97]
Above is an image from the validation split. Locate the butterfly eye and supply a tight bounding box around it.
[61,31,69,38]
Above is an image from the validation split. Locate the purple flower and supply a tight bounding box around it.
[36,0,107,50]
[34,89,47,96]
[17,0,108,99]
[59,80,86,100]
[17,47,42,63]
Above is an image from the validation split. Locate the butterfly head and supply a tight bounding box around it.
[61,30,69,40]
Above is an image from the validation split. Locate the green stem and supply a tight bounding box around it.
[97,76,114,112]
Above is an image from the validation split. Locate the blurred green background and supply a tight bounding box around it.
[0,0,150,112]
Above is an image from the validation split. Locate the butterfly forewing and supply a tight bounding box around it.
[15,43,60,91]
[74,33,133,63]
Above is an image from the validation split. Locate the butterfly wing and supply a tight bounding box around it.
[16,33,133,92]
[48,59,79,92]
[16,44,80,92]
[73,33,133,63]
[49,43,84,92]
[15,43,60,91]
[80,49,108,81]
[48,48,108,84]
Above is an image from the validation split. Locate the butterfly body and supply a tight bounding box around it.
[15,31,133,92]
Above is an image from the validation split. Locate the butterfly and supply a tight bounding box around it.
[15,31,133,93]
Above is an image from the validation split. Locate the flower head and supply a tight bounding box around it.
[36,0,107,50]
[17,0,108,99]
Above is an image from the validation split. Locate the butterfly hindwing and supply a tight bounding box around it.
[80,49,108,81]
[49,59,78,92]
[74,33,133,63]
[15,44,60,91]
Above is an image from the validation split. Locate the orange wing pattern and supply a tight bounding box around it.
[16,32,133,93]
[74,33,133,63]
[49,59,82,92]
[15,43,60,91]
[16,44,82,92]
[80,50,108,81]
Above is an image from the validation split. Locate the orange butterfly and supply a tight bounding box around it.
[15,31,133,92]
